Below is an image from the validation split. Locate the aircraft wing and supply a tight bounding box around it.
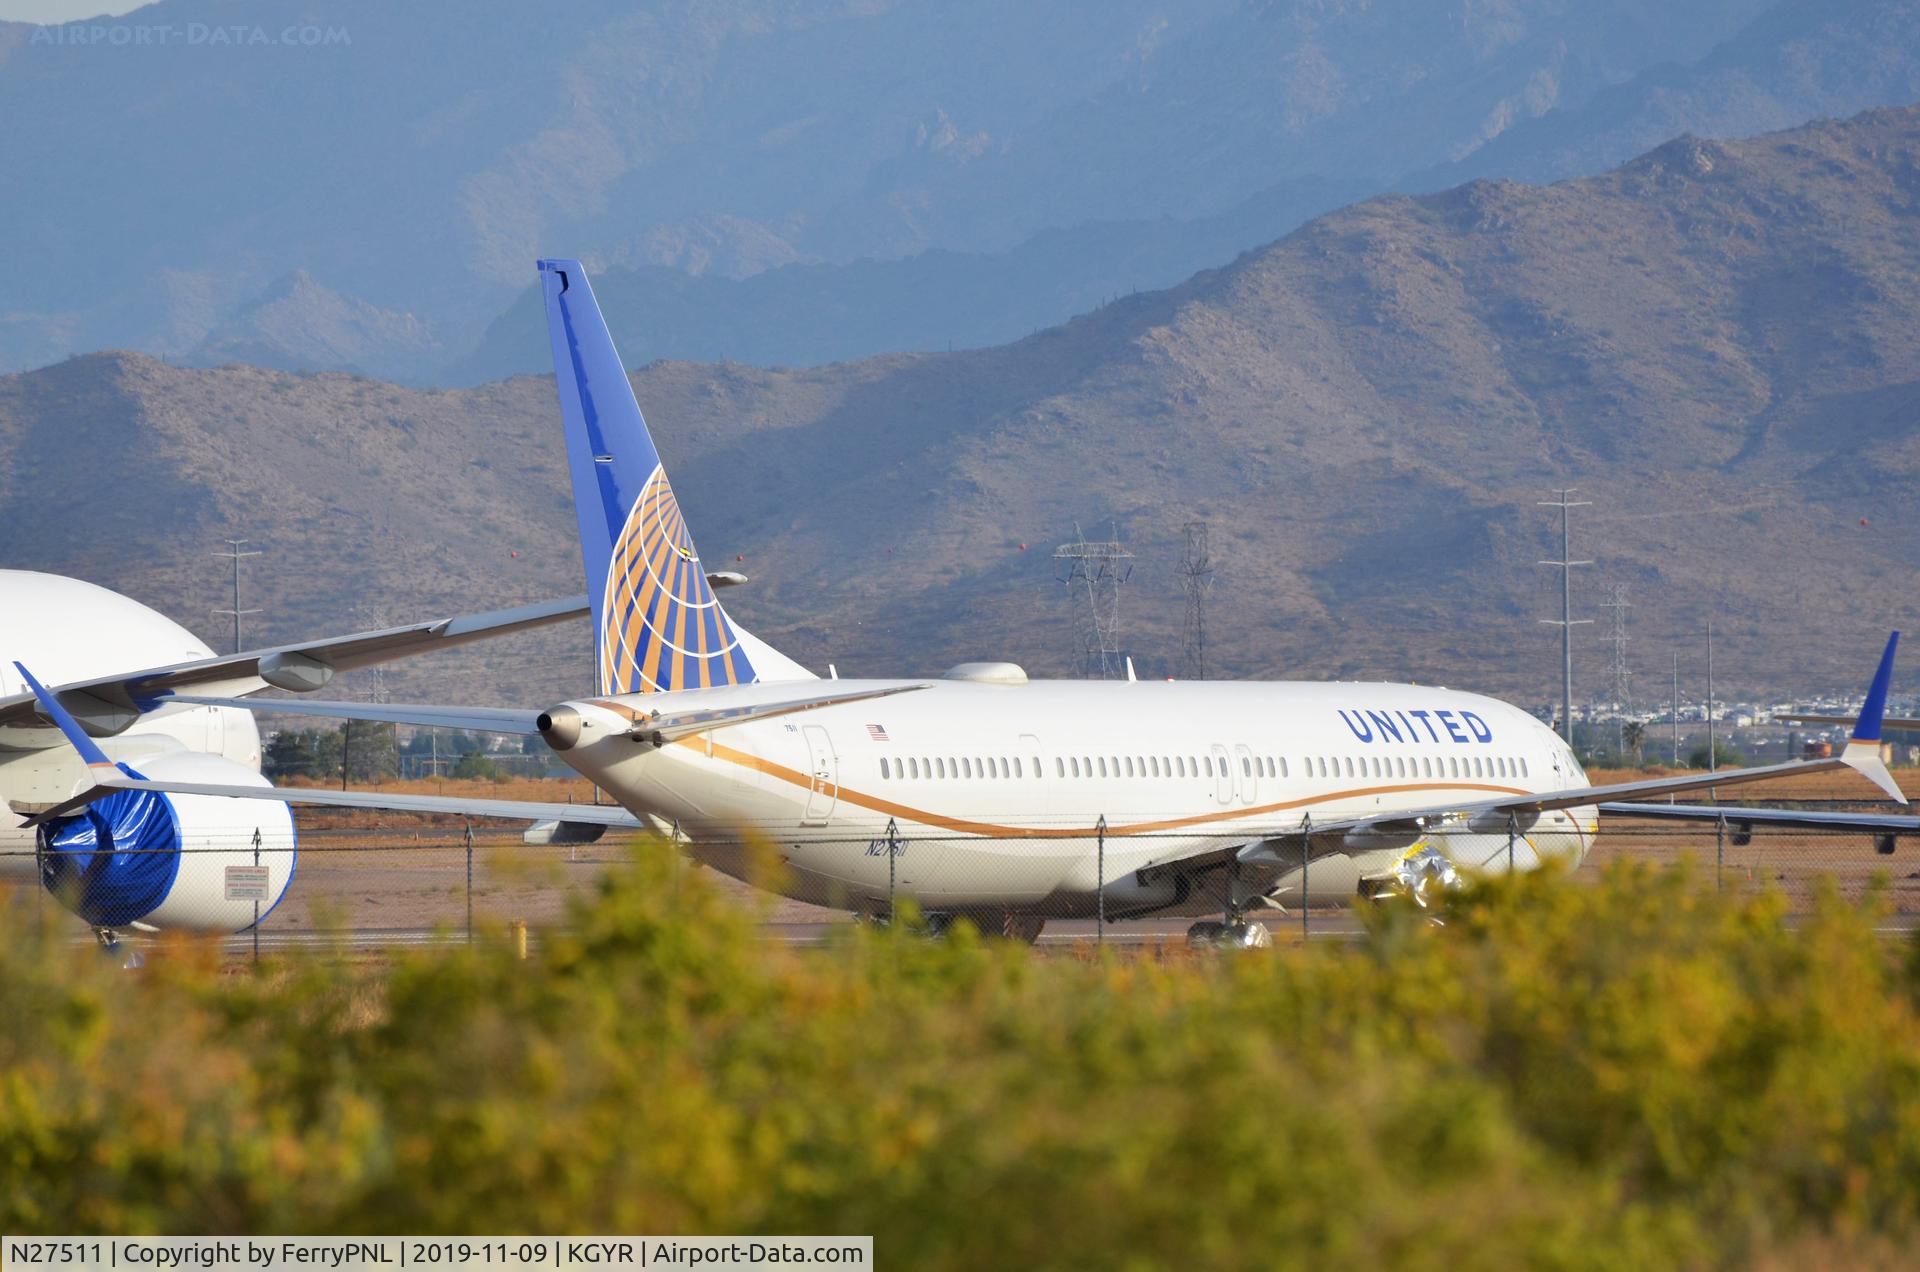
[1148,751,1907,880]
[1148,632,1909,879]
[12,661,931,828]
[22,776,646,830]
[7,660,639,829]
[0,595,586,746]
[164,696,545,735]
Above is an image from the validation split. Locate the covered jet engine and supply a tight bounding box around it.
[38,751,296,934]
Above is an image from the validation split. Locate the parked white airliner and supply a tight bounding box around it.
[16,260,1911,945]
[0,569,584,937]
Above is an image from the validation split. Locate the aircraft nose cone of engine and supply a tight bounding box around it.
[537,705,583,751]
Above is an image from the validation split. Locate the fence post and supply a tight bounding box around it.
[885,817,898,932]
[1715,814,1725,893]
[1301,814,1311,941]
[251,826,262,965]
[1096,814,1106,947]
[670,818,680,901]
[465,817,475,944]
[1507,811,1517,874]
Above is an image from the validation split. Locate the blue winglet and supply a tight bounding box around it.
[1852,632,1900,742]
[13,662,116,770]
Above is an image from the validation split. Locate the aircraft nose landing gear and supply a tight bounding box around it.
[94,927,144,969]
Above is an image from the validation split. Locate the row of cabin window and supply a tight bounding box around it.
[877,752,1530,783]
[880,756,1040,781]
[878,754,1246,783]
[1313,753,1530,781]
[1061,754,1239,779]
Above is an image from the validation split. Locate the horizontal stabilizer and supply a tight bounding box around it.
[613,681,935,746]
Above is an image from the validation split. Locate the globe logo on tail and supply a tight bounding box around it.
[600,466,754,694]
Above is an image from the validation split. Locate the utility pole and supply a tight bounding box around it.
[1538,490,1593,746]
[1671,653,1680,766]
[1706,621,1717,801]
[212,538,262,654]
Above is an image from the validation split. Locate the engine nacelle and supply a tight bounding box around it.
[39,751,296,933]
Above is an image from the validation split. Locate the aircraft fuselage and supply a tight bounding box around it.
[553,675,1596,918]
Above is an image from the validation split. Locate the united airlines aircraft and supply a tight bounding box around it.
[15,261,1913,945]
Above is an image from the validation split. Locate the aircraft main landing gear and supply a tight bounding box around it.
[1185,920,1272,949]
[1188,862,1273,949]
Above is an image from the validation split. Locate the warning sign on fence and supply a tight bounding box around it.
[224,865,271,902]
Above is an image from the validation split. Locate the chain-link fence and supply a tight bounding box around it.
[3,813,1916,955]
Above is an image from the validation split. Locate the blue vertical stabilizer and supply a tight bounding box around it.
[538,259,757,694]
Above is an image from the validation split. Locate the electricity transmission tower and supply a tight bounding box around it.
[353,603,394,705]
[1538,489,1592,745]
[212,538,262,655]
[1178,521,1214,680]
[1599,583,1632,758]
[1054,523,1133,679]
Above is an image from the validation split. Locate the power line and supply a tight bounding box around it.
[212,538,262,655]
[1538,489,1592,745]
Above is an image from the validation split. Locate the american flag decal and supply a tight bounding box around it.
[866,723,890,742]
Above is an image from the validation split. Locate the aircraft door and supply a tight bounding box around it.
[1210,744,1233,805]
[1019,733,1047,799]
[802,725,838,824]
[1234,743,1257,805]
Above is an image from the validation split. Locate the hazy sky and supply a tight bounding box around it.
[1,0,152,22]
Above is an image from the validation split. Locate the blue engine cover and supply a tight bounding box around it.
[39,767,182,928]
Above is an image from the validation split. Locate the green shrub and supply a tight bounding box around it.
[2,853,1917,1268]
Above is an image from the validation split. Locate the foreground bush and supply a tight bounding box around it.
[3,853,1919,1268]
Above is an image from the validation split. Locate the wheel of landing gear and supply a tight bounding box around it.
[1188,920,1270,949]
[1222,921,1272,949]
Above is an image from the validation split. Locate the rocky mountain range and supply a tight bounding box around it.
[13,0,1900,385]
[5,107,1920,708]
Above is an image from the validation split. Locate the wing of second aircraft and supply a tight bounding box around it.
[11,664,929,829]
[0,594,588,748]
